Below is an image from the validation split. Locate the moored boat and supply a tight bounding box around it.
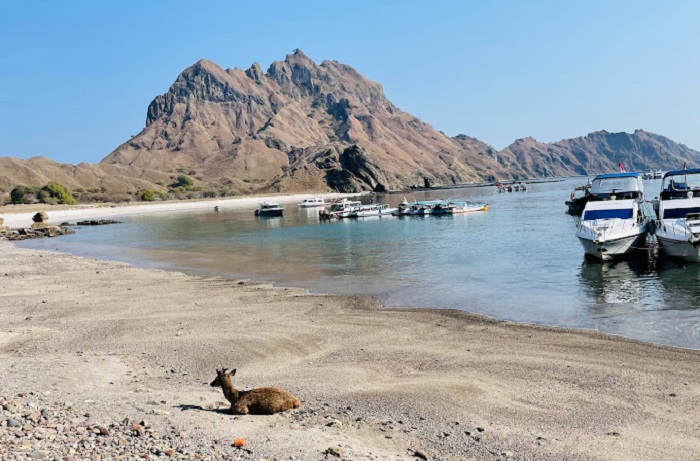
[440,202,489,214]
[575,173,650,260]
[255,201,284,217]
[353,203,397,217]
[397,199,488,216]
[319,198,362,219]
[654,168,700,262]
[299,197,327,208]
[565,181,592,215]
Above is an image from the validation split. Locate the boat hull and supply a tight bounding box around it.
[445,204,489,214]
[655,234,700,262]
[577,231,646,260]
[255,209,284,217]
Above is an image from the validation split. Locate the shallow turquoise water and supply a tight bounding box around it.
[17,178,700,349]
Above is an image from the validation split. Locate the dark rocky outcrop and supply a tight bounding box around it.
[32,212,48,223]
[0,211,76,240]
[1,226,75,240]
[75,219,121,226]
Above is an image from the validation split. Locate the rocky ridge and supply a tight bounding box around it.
[498,129,700,177]
[3,50,700,195]
[102,50,518,193]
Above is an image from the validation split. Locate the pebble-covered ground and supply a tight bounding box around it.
[0,393,260,461]
[1,392,513,461]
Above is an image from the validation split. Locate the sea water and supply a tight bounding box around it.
[17,178,700,349]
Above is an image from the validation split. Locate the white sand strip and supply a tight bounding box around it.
[0,192,360,228]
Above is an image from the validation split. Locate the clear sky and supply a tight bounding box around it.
[1,0,699,164]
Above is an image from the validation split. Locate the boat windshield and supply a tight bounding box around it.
[590,177,639,195]
[582,208,633,221]
[661,174,700,200]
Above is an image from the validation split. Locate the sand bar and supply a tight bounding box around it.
[0,240,699,460]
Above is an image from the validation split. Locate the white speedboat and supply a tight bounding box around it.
[353,203,397,217]
[575,173,649,260]
[320,198,362,219]
[655,168,700,262]
[255,201,284,217]
[299,197,327,208]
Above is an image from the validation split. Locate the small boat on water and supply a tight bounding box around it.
[654,168,700,262]
[497,182,528,192]
[436,201,489,214]
[565,181,592,216]
[643,170,664,180]
[353,203,397,217]
[255,201,284,217]
[575,173,650,260]
[299,197,327,208]
[319,198,363,219]
[397,199,488,216]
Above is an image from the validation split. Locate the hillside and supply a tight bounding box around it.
[0,157,171,200]
[101,50,520,192]
[499,130,700,177]
[2,51,700,197]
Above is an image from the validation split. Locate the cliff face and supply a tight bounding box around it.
[101,50,514,192]
[499,130,700,177]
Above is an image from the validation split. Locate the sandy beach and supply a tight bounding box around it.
[1,233,699,460]
[0,192,360,229]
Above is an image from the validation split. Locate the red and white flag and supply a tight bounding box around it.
[618,161,626,173]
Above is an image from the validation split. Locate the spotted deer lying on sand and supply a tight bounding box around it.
[210,368,301,415]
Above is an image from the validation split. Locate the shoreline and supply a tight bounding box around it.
[1,240,699,460]
[0,192,362,228]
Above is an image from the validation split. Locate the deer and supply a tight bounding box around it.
[210,368,301,415]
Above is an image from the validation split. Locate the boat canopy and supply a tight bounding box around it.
[662,168,700,178]
[660,170,700,200]
[593,173,641,180]
[589,174,643,200]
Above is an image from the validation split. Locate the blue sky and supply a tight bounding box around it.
[1,0,699,164]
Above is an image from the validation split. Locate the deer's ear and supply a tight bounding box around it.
[230,369,237,377]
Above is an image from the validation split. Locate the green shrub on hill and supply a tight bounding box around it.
[138,189,156,201]
[41,182,77,205]
[10,185,40,204]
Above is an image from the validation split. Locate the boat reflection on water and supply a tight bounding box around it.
[578,251,658,308]
[576,251,700,348]
[579,248,700,313]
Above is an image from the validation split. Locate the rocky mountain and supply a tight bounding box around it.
[101,50,518,192]
[499,130,700,177]
[3,50,700,198]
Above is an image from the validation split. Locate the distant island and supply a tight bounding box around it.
[1,49,699,206]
